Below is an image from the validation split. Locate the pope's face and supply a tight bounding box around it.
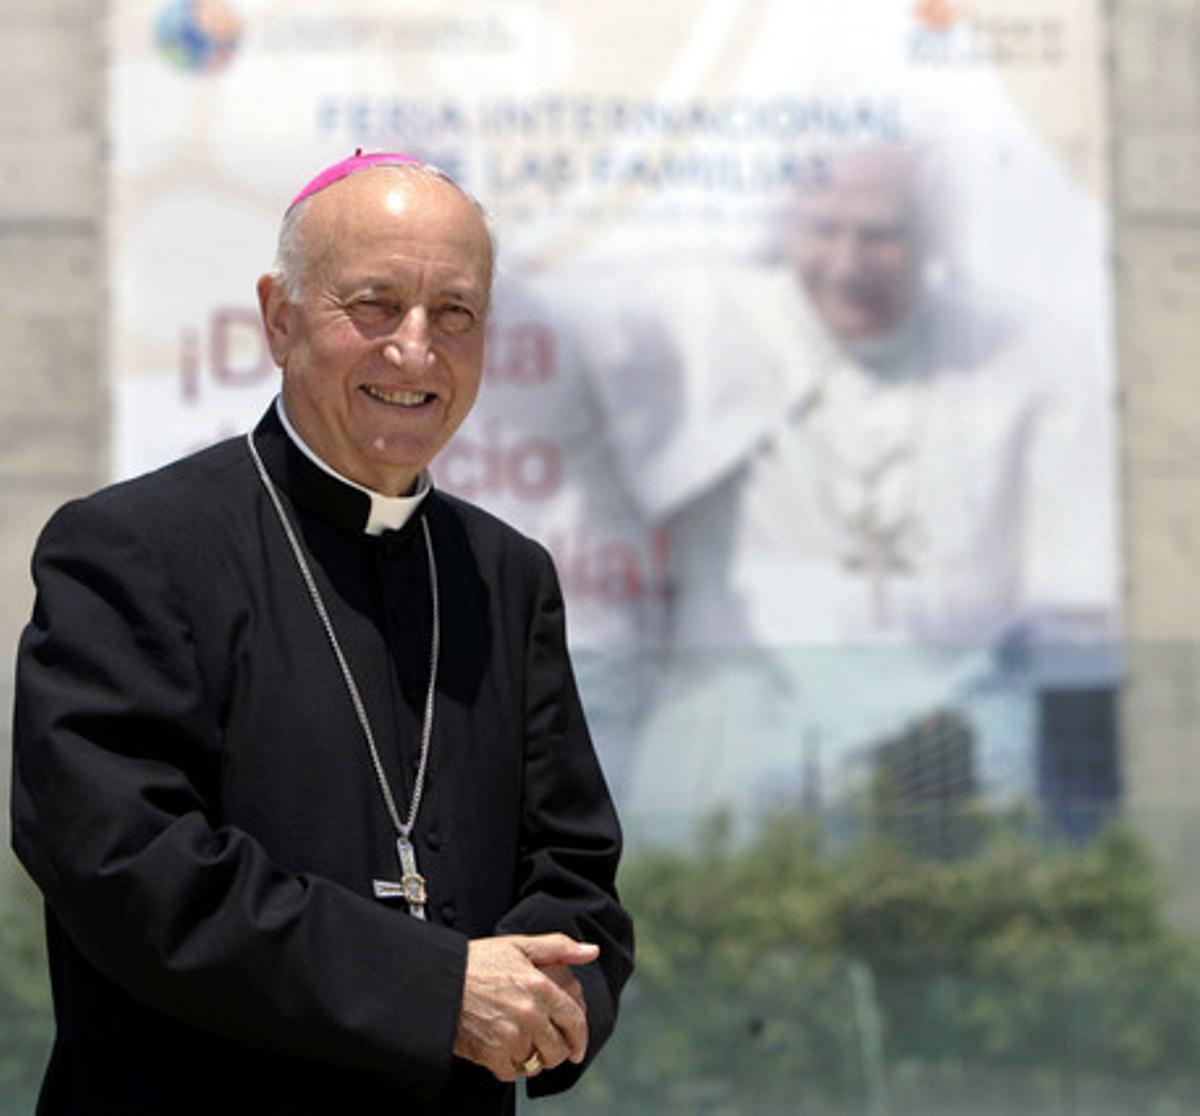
[792,155,922,341]
[258,168,492,496]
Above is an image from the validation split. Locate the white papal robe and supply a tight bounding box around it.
[566,264,1118,842]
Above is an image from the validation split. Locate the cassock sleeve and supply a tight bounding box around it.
[10,495,469,1105]
[493,544,636,1097]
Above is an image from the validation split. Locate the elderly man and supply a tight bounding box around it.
[11,152,633,1114]
[569,140,1116,838]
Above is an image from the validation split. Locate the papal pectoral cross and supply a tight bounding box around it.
[842,497,917,627]
[833,446,922,627]
[372,835,428,920]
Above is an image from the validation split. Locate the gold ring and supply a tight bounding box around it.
[522,1052,542,1075]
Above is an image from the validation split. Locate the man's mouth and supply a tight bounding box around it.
[362,385,434,407]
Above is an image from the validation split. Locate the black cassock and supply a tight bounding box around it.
[11,406,633,1115]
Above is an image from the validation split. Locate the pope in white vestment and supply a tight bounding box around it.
[569,143,1119,843]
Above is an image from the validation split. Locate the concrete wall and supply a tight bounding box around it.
[0,1,107,856]
[1111,0,1200,922]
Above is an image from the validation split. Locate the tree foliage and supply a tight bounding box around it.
[0,865,51,1113]
[542,811,1200,1115]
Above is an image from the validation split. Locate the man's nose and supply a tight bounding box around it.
[383,307,435,370]
[828,232,867,280]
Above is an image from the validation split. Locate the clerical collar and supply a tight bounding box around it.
[274,396,430,536]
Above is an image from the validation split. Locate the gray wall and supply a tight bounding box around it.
[0,1,107,861]
[1111,0,1200,923]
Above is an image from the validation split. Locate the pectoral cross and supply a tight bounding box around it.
[372,835,428,919]
[842,497,917,627]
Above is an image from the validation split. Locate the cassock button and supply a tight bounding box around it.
[440,902,457,925]
[426,830,441,850]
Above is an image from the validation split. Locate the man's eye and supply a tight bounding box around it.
[350,300,396,324]
[863,226,905,246]
[433,305,477,335]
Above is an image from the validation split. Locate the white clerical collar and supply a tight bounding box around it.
[274,396,430,536]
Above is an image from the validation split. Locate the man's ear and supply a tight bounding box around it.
[257,273,296,368]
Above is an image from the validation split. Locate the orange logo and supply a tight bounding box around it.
[914,0,966,30]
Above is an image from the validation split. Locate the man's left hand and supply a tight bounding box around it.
[452,933,599,1082]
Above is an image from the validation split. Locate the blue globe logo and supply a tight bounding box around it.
[155,0,243,74]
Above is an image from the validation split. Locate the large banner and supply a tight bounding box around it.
[110,0,1119,843]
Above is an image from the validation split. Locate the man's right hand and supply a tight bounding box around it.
[452,933,599,1082]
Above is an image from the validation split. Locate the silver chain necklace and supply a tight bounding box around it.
[246,432,439,919]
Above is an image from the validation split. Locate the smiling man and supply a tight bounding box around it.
[260,160,493,498]
[789,144,925,344]
[12,153,633,1115]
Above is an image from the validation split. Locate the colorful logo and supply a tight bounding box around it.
[913,0,967,31]
[155,0,243,74]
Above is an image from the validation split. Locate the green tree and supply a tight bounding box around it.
[538,811,1200,1115]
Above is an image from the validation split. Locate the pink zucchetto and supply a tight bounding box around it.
[287,149,423,212]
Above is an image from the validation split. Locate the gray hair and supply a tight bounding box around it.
[271,160,497,304]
